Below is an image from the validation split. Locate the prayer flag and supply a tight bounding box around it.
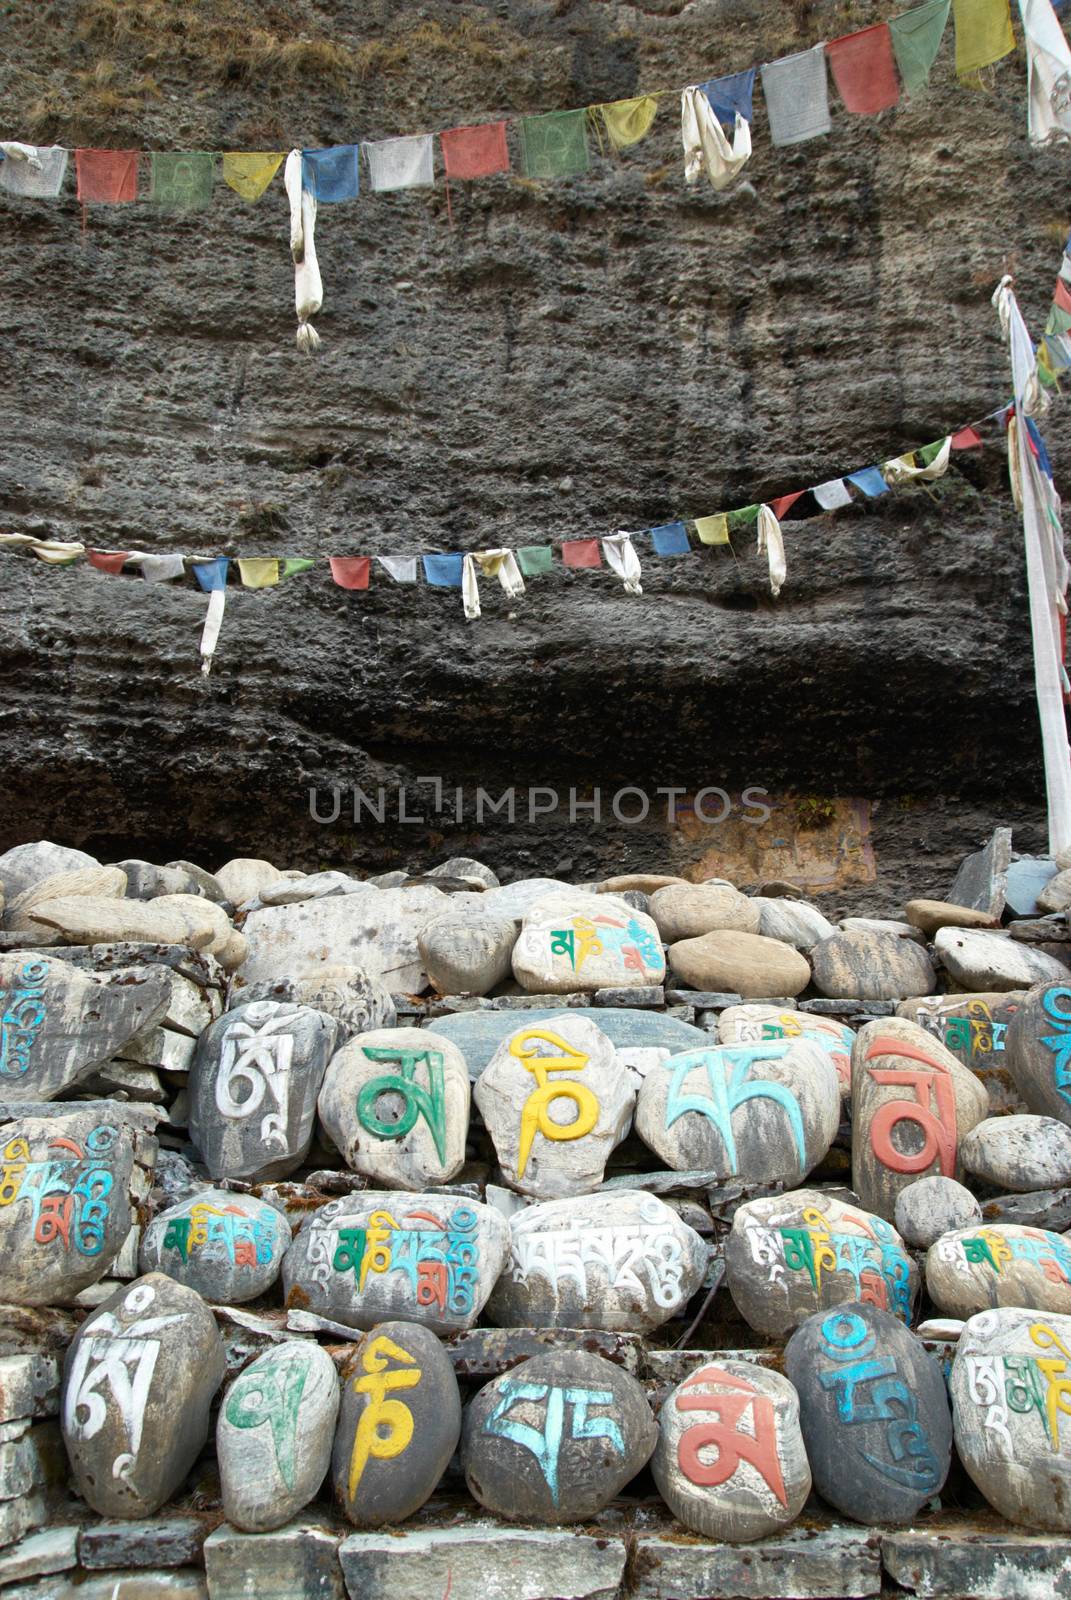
[760,45,832,147]
[329,556,371,590]
[700,68,757,124]
[846,466,890,495]
[76,149,139,203]
[87,549,132,574]
[650,521,690,556]
[0,145,67,198]
[951,426,984,449]
[517,545,554,576]
[561,538,601,568]
[953,0,1015,77]
[597,96,659,149]
[422,553,464,587]
[132,554,185,583]
[281,558,315,578]
[1021,0,1071,144]
[237,559,280,588]
[301,146,360,202]
[826,24,901,113]
[771,491,806,518]
[890,0,951,95]
[150,152,215,210]
[1047,303,1071,334]
[812,478,853,509]
[377,555,417,584]
[728,504,761,531]
[519,110,589,179]
[1054,277,1071,314]
[918,436,951,465]
[222,152,285,201]
[694,514,730,545]
[440,122,510,179]
[193,558,229,592]
[365,134,435,193]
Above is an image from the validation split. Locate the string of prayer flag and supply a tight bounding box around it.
[596,96,660,150]
[75,149,138,203]
[422,553,464,587]
[365,135,435,193]
[650,522,691,556]
[953,0,1016,77]
[440,122,510,179]
[0,144,67,198]
[237,559,280,589]
[699,68,757,124]
[516,546,554,576]
[827,24,903,113]
[329,557,371,590]
[377,555,418,584]
[694,514,731,546]
[301,146,360,202]
[561,538,602,569]
[150,152,215,210]
[760,44,832,146]
[519,110,590,179]
[889,0,952,93]
[221,152,285,201]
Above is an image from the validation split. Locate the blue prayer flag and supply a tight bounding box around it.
[1026,418,1055,479]
[422,553,464,588]
[699,68,756,125]
[302,146,360,203]
[650,521,691,557]
[193,558,229,592]
[846,467,889,498]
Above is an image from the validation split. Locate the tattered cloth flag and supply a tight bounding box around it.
[826,24,901,113]
[681,89,752,189]
[602,532,642,594]
[516,545,553,576]
[0,534,84,564]
[951,424,984,448]
[75,149,139,203]
[282,558,315,577]
[441,122,510,178]
[729,504,762,533]
[0,144,68,198]
[129,553,185,582]
[221,152,285,201]
[365,134,435,193]
[423,553,464,587]
[596,96,660,150]
[1018,0,1071,143]
[882,436,952,483]
[87,549,133,574]
[150,152,215,210]
[757,505,787,597]
[520,110,590,179]
[237,559,280,588]
[771,491,806,518]
[760,45,832,147]
[953,0,1015,77]
[889,0,952,95]
[812,478,853,509]
[329,557,371,590]
[847,466,890,495]
[285,149,322,353]
[376,555,417,584]
[301,146,360,202]
[192,558,229,677]
[462,549,525,619]
[562,538,601,568]
[700,68,757,124]
[650,521,690,556]
[694,514,730,545]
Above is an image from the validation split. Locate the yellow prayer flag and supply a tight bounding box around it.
[952,0,1014,78]
[694,514,730,546]
[222,152,285,201]
[598,95,660,150]
[237,558,280,589]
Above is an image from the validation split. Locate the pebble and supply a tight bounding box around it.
[1037,867,1071,914]
[810,929,936,1002]
[115,861,202,901]
[961,1114,1071,1192]
[139,1189,291,1304]
[647,884,760,942]
[934,928,1070,991]
[511,892,665,994]
[717,1004,855,1097]
[839,917,927,946]
[217,1340,339,1532]
[667,931,811,999]
[894,1176,982,1248]
[926,1222,1071,1317]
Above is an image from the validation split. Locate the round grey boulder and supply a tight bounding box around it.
[894,1177,982,1249]
[961,1114,1071,1192]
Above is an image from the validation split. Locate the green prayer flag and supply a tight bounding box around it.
[917,438,947,466]
[889,0,951,96]
[1047,304,1071,336]
[517,545,554,577]
[519,110,590,180]
[282,558,315,578]
[151,152,215,210]
[727,504,760,532]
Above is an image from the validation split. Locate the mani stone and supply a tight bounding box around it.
[718,1004,855,1098]
[425,1006,710,1079]
[650,1359,811,1541]
[236,886,450,993]
[188,1000,340,1182]
[851,1016,989,1222]
[647,883,760,943]
[61,1272,225,1516]
[317,1027,470,1189]
[282,1191,509,1334]
[962,1115,1071,1192]
[895,992,1024,1113]
[235,966,395,1041]
[635,1038,840,1187]
[474,1015,634,1198]
[926,1222,1071,1318]
[950,1306,1071,1531]
[331,1319,460,1526]
[935,928,1070,991]
[667,930,810,999]
[0,953,169,1100]
[784,1303,952,1524]
[725,1189,919,1338]
[138,1189,292,1304]
[461,1349,657,1524]
[217,1339,339,1531]
[0,1108,143,1305]
[810,929,936,1002]
[511,892,665,995]
[1005,981,1071,1125]
[484,1189,707,1334]
[894,1176,982,1249]
[417,913,517,996]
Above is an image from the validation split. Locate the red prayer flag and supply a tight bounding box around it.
[87,549,133,574]
[329,556,371,590]
[562,539,601,570]
[770,491,806,519]
[75,150,139,203]
[950,426,983,450]
[826,25,900,115]
[1054,278,1071,316]
[440,122,510,180]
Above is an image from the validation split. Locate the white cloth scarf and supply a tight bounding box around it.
[756,506,786,597]
[285,150,322,352]
[881,437,952,485]
[0,533,84,563]
[377,555,417,584]
[601,531,643,594]
[1018,0,1071,144]
[200,588,226,676]
[462,549,525,620]
[681,89,752,190]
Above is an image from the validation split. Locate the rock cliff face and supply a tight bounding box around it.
[0,0,1062,904]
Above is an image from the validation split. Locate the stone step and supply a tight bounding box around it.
[883,1524,1071,1598]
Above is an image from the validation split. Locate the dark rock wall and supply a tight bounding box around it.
[0,1,1062,902]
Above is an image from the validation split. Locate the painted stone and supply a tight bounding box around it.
[61,1273,225,1517]
[784,1303,952,1523]
[950,1306,1071,1531]
[484,1190,707,1333]
[331,1320,460,1526]
[926,1223,1071,1318]
[893,1176,981,1250]
[217,1340,339,1532]
[424,1007,710,1079]
[461,1350,657,1524]
[667,930,811,999]
[851,1017,989,1222]
[718,1004,855,1098]
[318,1027,470,1189]
[896,992,1024,1113]
[752,898,835,949]
[810,930,936,1002]
[474,1016,635,1198]
[512,893,665,995]
[935,928,1069,992]
[0,953,169,1100]
[962,1115,1071,1192]
[234,966,395,1040]
[188,1001,340,1181]
[635,1038,840,1186]
[0,1109,142,1305]
[139,1189,292,1304]
[418,914,517,997]
[647,884,760,943]
[282,1191,509,1334]
[1005,982,1071,1127]
[650,1359,811,1541]
[725,1189,918,1338]
[237,887,451,993]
